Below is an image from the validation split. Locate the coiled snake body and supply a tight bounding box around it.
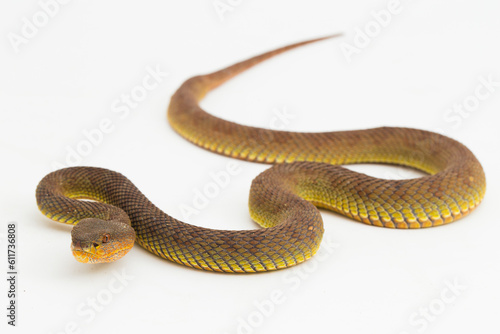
[36,35,486,273]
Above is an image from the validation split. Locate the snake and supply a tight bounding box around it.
[36,35,486,273]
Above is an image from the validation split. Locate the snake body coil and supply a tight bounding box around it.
[36,35,486,272]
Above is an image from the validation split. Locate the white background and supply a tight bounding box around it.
[1,1,499,333]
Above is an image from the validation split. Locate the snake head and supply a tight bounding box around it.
[70,218,136,264]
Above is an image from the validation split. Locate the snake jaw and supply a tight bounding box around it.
[71,248,95,264]
[71,239,133,263]
[71,244,132,264]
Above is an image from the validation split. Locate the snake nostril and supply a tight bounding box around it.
[93,243,99,248]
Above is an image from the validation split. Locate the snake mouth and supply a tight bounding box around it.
[71,244,131,264]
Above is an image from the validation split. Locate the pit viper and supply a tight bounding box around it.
[36,35,486,273]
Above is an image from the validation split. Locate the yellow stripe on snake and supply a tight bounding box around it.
[36,35,486,273]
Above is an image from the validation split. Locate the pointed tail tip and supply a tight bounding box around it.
[317,32,344,42]
[296,33,344,47]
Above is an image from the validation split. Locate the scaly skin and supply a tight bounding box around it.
[36,35,486,272]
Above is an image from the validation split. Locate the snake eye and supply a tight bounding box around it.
[102,234,110,243]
